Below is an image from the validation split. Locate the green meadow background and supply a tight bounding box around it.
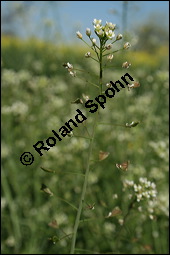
[1,2,169,254]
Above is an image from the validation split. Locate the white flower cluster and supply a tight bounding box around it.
[123,177,157,202]
[2,101,28,116]
[93,19,116,39]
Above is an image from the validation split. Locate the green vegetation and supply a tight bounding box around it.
[2,35,168,254]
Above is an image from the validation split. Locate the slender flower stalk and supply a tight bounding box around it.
[70,110,99,254]
[99,38,103,94]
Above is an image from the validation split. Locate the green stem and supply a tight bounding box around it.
[82,122,91,138]
[98,122,126,127]
[70,111,99,254]
[77,76,99,88]
[73,135,92,140]
[89,56,98,62]
[81,38,92,49]
[103,48,124,57]
[70,38,103,254]
[115,198,135,249]
[2,170,21,252]
[56,196,78,211]
[99,38,103,93]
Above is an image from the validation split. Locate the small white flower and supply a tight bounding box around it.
[95,23,102,30]
[128,194,133,199]
[149,214,154,220]
[124,42,131,49]
[151,182,156,189]
[93,19,102,26]
[112,194,118,199]
[129,181,134,186]
[67,62,73,70]
[96,29,104,37]
[145,181,151,188]
[118,219,124,226]
[148,208,154,213]
[106,22,116,30]
[150,190,157,197]
[138,185,142,191]
[76,31,83,39]
[142,191,148,197]
[69,71,76,77]
[134,184,138,191]
[124,180,134,187]
[138,206,142,212]
[137,194,142,202]
[105,29,115,39]
[139,177,146,183]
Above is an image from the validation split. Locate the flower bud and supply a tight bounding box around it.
[105,44,112,50]
[124,42,131,49]
[107,54,114,61]
[85,52,91,58]
[82,94,90,101]
[86,28,91,36]
[106,82,112,88]
[116,34,123,40]
[122,61,131,68]
[92,38,97,45]
[69,71,76,77]
[76,31,83,39]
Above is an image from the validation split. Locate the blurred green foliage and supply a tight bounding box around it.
[1,36,168,254]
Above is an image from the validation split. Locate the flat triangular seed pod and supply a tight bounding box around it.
[41,184,54,196]
[116,161,130,171]
[48,220,58,229]
[106,207,122,218]
[99,151,110,161]
[40,167,55,173]
[71,98,83,104]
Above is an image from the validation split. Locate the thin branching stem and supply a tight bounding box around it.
[103,48,124,57]
[70,111,99,254]
[70,36,103,254]
[98,122,127,128]
[115,198,136,249]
